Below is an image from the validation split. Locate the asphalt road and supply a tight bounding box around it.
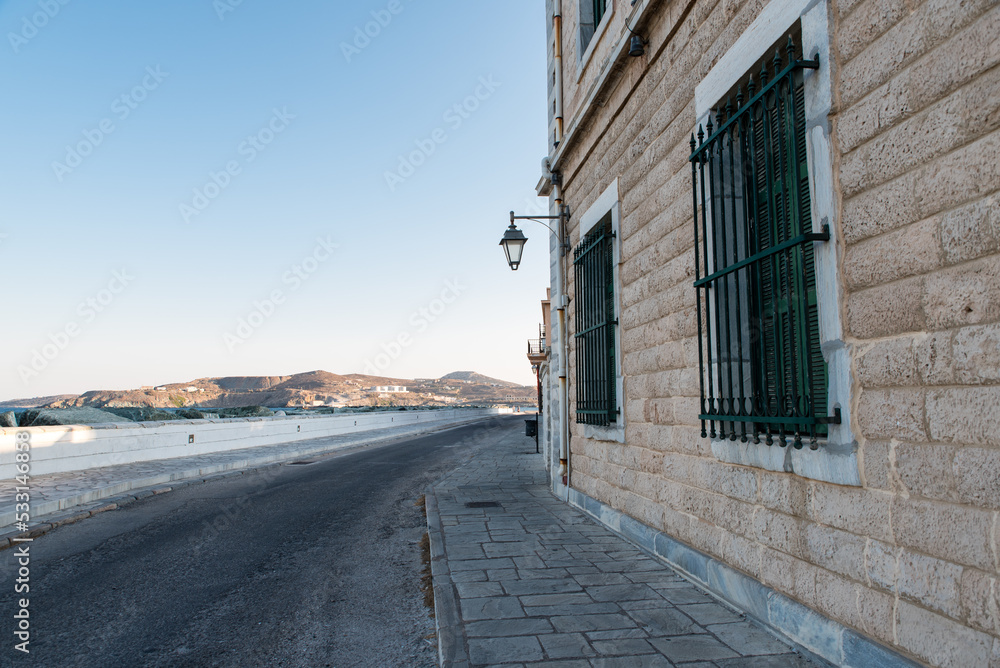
[0,415,519,668]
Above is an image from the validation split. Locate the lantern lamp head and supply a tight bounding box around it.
[629,34,646,57]
[499,222,528,271]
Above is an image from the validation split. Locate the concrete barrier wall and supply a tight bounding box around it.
[0,408,499,478]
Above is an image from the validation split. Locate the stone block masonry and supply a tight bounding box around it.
[544,0,1000,665]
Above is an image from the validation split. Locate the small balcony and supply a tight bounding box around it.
[528,321,548,366]
[527,336,547,365]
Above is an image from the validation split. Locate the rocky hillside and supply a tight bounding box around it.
[439,371,522,387]
[0,395,78,408]
[10,371,534,411]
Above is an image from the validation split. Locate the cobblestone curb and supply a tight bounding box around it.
[426,489,470,668]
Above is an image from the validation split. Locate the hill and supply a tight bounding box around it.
[439,371,522,387]
[10,371,534,410]
[0,395,78,409]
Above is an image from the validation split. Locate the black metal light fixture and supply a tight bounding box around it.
[626,18,647,57]
[500,209,570,271]
[499,222,528,271]
[629,34,646,57]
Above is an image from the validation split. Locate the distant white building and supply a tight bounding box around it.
[371,386,407,393]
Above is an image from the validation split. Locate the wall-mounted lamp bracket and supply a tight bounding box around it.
[509,205,571,256]
[625,18,648,57]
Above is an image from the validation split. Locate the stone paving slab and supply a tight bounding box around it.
[427,428,819,668]
[0,416,489,542]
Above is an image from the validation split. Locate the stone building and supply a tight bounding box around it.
[528,290,554,456]
[531,0,1000,665]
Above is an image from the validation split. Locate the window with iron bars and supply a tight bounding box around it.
[573,214,617,426]
[593,0,607,27]
[689,36,840,450]
[579,0,609,57]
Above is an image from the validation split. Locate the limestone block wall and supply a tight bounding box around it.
[0,408,500,479]
[554,0,1000,664]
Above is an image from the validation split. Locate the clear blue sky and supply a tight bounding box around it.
[0,0,551,398]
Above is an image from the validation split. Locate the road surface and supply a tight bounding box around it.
[0,416,517,667]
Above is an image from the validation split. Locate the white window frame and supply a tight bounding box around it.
[577,0,614,77]
[694,0,859,486]
[577,178,625,443]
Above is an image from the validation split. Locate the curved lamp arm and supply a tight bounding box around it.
[510,211,560,237]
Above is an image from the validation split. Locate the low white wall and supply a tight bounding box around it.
[0,408,499,478]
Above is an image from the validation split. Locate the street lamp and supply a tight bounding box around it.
[500,208,569,271]
[499,222,528,271]
[626,18,648,57]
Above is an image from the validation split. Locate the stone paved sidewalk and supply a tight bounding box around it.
[426,428,817,667]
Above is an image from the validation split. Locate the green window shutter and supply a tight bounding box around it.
[573,215,617,426]
[593,0,607,26]
[689,39,839,449]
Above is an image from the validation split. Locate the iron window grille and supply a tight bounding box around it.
[689,38,840,450]
[573,215,617,426]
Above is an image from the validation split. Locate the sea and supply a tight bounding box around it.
[0,406,25,420]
